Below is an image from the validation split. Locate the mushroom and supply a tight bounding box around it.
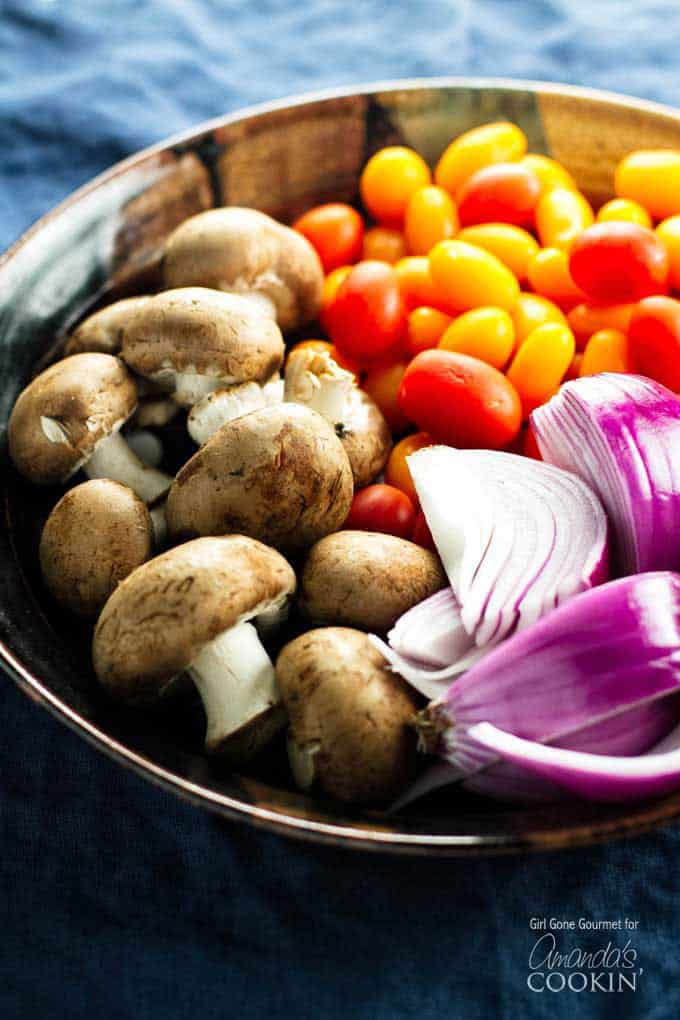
[276,628,421,805]
[163,207,324,331]
[284,346,392,487]
[64,296,151,356]
[40,479,154,617]
[120,286,284,409]
[187,375,284,446]
[8,353,172,503]
[166,403,354,551]
[299,530,446,633]
[93,536,296,759]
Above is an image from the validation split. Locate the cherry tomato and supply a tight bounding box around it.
[411,510,436,551]
[319,265,352,333]
[628,296,680,391]
[511,293,567,349]
[596,198,652,229]
[327,261,406,362]
[655,215,680,289]
[567,302,636,349]
[569,222,668,304]
[456,223,538,281]
[362,226,407,263]
[579,329,633,376]
[615,150,680,220]
[519,154,576,195]
[457,162,540,228]
[429,240,520,313]
[394,256,441,310]
[438,307,514,369]
[344,484,416,539]
[506,322,575,417]
[522,425,542,460]
[398,349,522,448]
[435,122,527,197]
[405,306,454,356]
[363,360,411,433]
[293,203,364,272]
[384,432,434,504]
[290,339,362,378]
[535,186,594,250]
[404,185,458,254]
[527,247,585,309]
[360,146,431,227]
[564,353,583,381]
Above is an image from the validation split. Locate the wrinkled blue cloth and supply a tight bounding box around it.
[3,2,680,1016]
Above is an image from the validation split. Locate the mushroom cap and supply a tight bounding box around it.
[121,287,284,382]
[299,530,446,633]
[64,296,151,356]
[166,403,353,551]
[276,628,421,805]
[8,353,137,485]
[93,535,296,705]
[163,208,324,331]
[40,479,153,617]
[339,390,392,489]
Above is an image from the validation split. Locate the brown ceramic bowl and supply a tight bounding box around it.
[3,78,680,855]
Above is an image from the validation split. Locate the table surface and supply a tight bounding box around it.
[2,2,680,1016]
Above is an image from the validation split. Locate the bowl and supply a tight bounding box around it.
[4,78,680,855]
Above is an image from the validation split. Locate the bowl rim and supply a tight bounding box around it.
[4,75,680,855]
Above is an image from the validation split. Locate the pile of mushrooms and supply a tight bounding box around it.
[8,205,447,806]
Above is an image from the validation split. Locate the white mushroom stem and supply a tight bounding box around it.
[284,349,355,424]
[126,429,164,468]
[157,371,225,407]
[187,621,281,752]
[188,375,283,446]
[83,430,172,504]
[287,731,320,791]
[134,398,180,428]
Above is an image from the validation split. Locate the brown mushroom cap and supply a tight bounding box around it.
[299,531,446,633]
[93,535,296,705]
[276,628,421,805]
[163,207,324,331]
[64,297,151,356]
[121,287,284,382]
[40,480,153,617]
[166,403,353,551]
[8,353,137,485]
[339,391,392,488]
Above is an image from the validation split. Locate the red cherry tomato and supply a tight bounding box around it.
[344,484,416,539]
[293,203,364,272]
[327,261,406,362]
[411,511,437,551]
[569,222,668,304]
[523,425,542,460]
[457,162,541,228]
[628,296,680,392]
[398,349,522,449]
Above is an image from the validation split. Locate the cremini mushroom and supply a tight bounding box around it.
[166,403,353,551]
[299,530,446,633]
[276,628,421,805]
[39,479,154,617]
[284,346,392,487]
[64,296,151,356]
[163,207,324,331]
[8,353,171,503]
[121,286,284,408]
[93,536,296,759]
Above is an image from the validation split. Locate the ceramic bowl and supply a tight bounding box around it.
[4,78,680,855]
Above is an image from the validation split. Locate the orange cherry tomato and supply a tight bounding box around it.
[404,185,458,255]
[290,339,363,378]
[628,296,680,391]
[656,215,680,290]
[438,307,514,369]
[360,146,431,227]
[535,186,594,250]
[362,226,407,263]
[596,198,652,229]
[363,360,411,433]
[344,483,416,539]
[411,510,436,551]
[456,223,538,281]
[569,222,668,304]
[327,261,406,362]
[406,306,454,356]
[457,162,540,228]
[579,329,633,376]
[511,293,568,349]
[384,432,434,504]
[435,122,527,197]
[564,353,583,381]
[567,302,637,349]
[519,154,576,195]
[428,240,520,313]
[527,247,585,309]
[398,349,522,448]
[394,256,441,310]
[319,265,352,333]
[293,203,364,272]
[615,150,680,220]
[506,322,575,417]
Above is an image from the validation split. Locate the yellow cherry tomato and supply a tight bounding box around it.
[510,292,568,348]
[506,322,575,417]
[290,339,362,378]
[434,122,527,197]
[438,307,515,369]
[615,150,680,220]
[579,329,633,376]
[362,226,407,263]
[519,153,576,195]
[394,256,442,310]
[567,302,636,349]
[319,265,352,332]
[535,186,594,250]
[404,185,458,255]
[527,247,585,308]
[363,360,411,433]
[456,223,538,281]
[596,198,652,229]
[406,306,454,356]
[656,215,680,289]
[360,146,432,227]
[384,432,435,503]
[428,240,520,313]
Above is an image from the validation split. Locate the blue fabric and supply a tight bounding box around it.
[3,2,680,1016]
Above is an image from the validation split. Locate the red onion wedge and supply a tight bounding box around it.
[532,373,680,575]
[413,573,680,803]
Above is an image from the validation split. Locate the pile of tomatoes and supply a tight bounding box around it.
[291,123,680,545]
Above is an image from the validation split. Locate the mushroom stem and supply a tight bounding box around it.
[165,372,224,407]
[188,375,284,445]
[287,731,320,791]
[84,430,172,504]
[188,621,283,753]
[284,349,355,424]
[149,504,168,547]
